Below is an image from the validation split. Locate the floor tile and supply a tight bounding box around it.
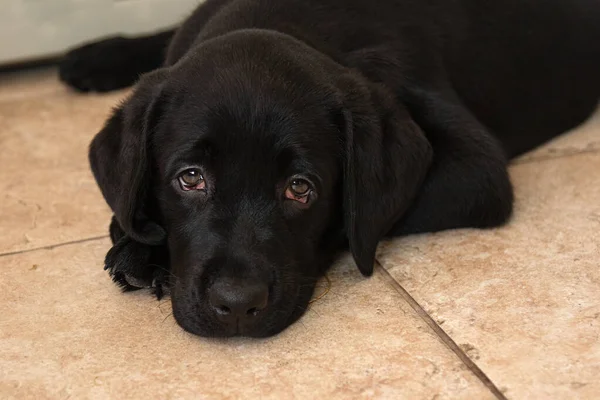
[0,239,493,399]
[378,152,600,399]
[0,85,126,253]
[514,107,600,164]
[0,67,67,103]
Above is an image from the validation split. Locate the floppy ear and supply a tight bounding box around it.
[89,69,168,245]
[339,74,433,276]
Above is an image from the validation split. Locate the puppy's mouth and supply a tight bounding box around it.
[170,279,316,338]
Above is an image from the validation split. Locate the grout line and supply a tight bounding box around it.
[0,235,110,258]
[375,260,507,400]
[511,147,600,165]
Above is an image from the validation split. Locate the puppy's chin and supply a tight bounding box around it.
[170,281,316,338]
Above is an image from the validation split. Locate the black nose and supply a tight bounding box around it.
[209,280,269,324]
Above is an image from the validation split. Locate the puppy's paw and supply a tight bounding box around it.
[59,37,149,92]
[104,237,170,299]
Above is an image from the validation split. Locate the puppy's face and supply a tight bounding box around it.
[152,55,344,337]
[90,31,432,338]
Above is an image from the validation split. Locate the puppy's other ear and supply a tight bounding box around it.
[339,74,433,276]
[89,69,168,245]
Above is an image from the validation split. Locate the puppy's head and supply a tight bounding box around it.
[90,30,432,337]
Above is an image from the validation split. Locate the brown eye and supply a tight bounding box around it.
[290,179,310,196]
[285,178,313,204]
[178,169,206,191]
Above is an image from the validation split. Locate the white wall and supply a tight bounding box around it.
[0,0,202,65]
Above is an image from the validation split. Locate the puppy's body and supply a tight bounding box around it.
[61,0,600,337]
[167,0,599,156]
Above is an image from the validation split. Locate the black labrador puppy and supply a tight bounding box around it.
[59,0,599,337]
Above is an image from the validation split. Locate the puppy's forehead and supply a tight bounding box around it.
[168,75,336,140]
[155,91,336,182]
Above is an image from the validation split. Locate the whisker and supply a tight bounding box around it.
[157,299,172,315]
[295,304,308,313]
[162,312,174,323]
[299,320,308,331]
[308,273,331,305]
[307,307,322,318]
[147,264,177,279]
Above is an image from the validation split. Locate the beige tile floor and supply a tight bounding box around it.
[0,67,598,400]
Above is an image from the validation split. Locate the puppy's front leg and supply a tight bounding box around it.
[105,217,171,299]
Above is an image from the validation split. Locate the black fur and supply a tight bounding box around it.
[60,30,174,92]
[60,0,600,337]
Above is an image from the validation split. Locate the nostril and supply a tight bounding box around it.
[246,307,260,317]
[215,305,231,316]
